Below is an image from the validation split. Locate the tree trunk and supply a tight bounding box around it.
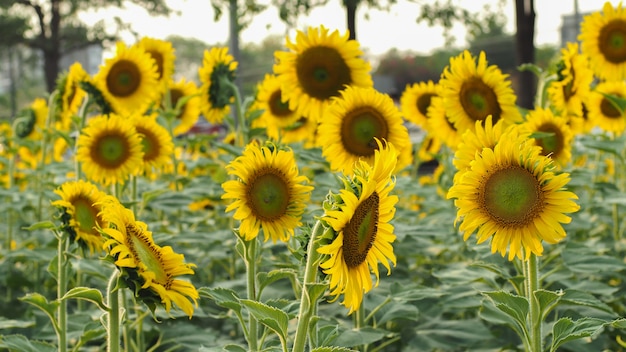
[515,0,536,110]
[345,0,358,40]
[229,0,241,90]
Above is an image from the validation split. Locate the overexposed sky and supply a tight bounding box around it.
[81,0,619,59]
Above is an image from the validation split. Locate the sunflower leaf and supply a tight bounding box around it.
[22,220,57,231]
[482,291,529,339]
[0,334,57,352]
[18,293,60,335]
[332,326,387,348]
[60,286,108,312]
[550,317,607,352]
[534,289,563,320]
[312,347,358,352]
[199,287,242,315]
[240,299,289,344]
[257,268,297,297]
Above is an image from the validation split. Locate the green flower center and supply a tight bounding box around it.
[417,93,436,117]
[600,20,626,63]
[341,107,389,157]
[601,95,623,118]
[343,192,379,268]
[73,197,99,235]
[482,165,543,226]
[460,77,502,123]
[269,90,294,118]
[126,224,170,287]
[92,133,131,169]
[296,46,352,100]
[106,59,141,98]
[247,169,290,221]
[535,123,563,157]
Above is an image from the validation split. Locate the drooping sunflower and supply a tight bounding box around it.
[422,96,461,150]
[98,196,199,318]
[93,42,159,115]
[167,78,201,136]
[400,80,439,128]
[518,108,574,168]
[76,114,144,186]
[198,47,238,124]
[318,86,412,174]
[317,140,398,314]
[130,113,174,176]
[221,142,314,243]
[273,25,373,122]
[546,42,594,118]
[447,129,580,261]
[56,62,89,130]
[252,74,301,140]
[587,80,626,133]
[579,1,626,80]
[52,180,108,253]
[134,37,176,87]
[439,50,521,135]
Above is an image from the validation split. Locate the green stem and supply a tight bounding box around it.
[292,221,326,352]
[57,232,69,352]
[245,237,258,351]
[355,303,367,352]
[107,270,121,352]
[526,254,542,352]
[221,78,246,147]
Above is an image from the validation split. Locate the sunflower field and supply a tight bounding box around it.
[3,2,626,352]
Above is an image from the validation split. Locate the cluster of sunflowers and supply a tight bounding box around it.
[2,1,626,351]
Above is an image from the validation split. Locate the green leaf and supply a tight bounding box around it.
[333,327,387,348]
[550,317,607,352]
[559,289,615,314]
[18,293,59,333]
[377,302,419,325]
[199,287,242,314]
[222,345,248,352]
[0,334,57,352]
[312,347,358,352]
[240,299,289,344]
[534,289,562,319]
[518,63,543,77]
[60,287,108,312]
[482,291,529,340]
[22,221,56,231]
[389,282,444,301]
[0,317,35,329]
[257,268,297,296]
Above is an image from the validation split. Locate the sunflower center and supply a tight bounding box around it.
[106,59,141,98]
[482,165,543,226]
[341,107,388,157]
[296,46,352,100]
[601,96,623,118]
[73,197,99,235]
[600,20,626,63]
[269,90,293,117]
[135,127,159,162]
[417,93,436,117]
[146,50,164,79]
[535,123,563,157]
[92,133,131,169]
[460,77,502,123]
[342,192,379,268]
[247,169,290,221]
[126,224,170,287]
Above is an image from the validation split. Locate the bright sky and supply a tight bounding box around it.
[81,0,620,59]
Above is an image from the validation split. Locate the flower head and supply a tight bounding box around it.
[198,47,238,124]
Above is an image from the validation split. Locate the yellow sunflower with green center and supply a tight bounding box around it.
[318,86,412,174]
[76,114,144,186]
[579,1,626,80]
[440,50,521,135]
[587,80,626,133]
[98,196,199,318]
[547,42,594,118]
[273,25,373,123]
[519,108,574,168]
[447,129,580,261]
[221,142,314,242]
[318,139,398,314]
[52,180,108,253]
[15,98,47,140]
[400,80,439,128]
[252,74,301,140]
[130,113,174,176]
[167,78,201,136]
[198,47,238,124]
[134,37,176,87]
[94,42,159,115]
[57,62,88,130]
[416,133,443,162]
[423,96,461,150]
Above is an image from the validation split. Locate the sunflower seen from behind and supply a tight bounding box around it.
[98,196,199,318]
[400,80,439,128]
[15,98,47,141]
[221,142,314,243]
[273,25,373,123]
[76,114,144,186]
[518,108,574,168]
[318,86,412,175]
[198,47,238,124]
[317,139,399,314]
[587,80,626,133]
[579,1,626,80]
[447,128,580,261]
[56,62,88,130]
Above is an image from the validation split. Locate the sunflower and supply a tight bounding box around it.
[447,129,580,261]
[221,142,313,242]
[167,78,201,136]
[273,25,373,122]
[587,80,626,133]
[279,117,319,148]
[252,74,301,140]
[134,37,176,87]
[400,80,439,128]
[546,42,594,118]
[439,50,521,135]
[579,1,626,80]
[93,42,159,115]
[518,108,574,168]
[98,196,199,318]
[15,98,47,140]
[57,62,88,130]
[130,113,174,176]
[198,47,238,124]
[318,86,412,174]
[76,114,144,186]
[416,132,443,162]
[52,180,108,253]
[317,140,398,314]
[423,96,461,150]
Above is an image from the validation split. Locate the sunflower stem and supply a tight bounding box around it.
[56,231,69,352]
[221,77,246,147]
[106,270,121,352]
[74,94,90,181]
[526,254,542,352]
[292,220,326,352]
[245,236,259,351]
